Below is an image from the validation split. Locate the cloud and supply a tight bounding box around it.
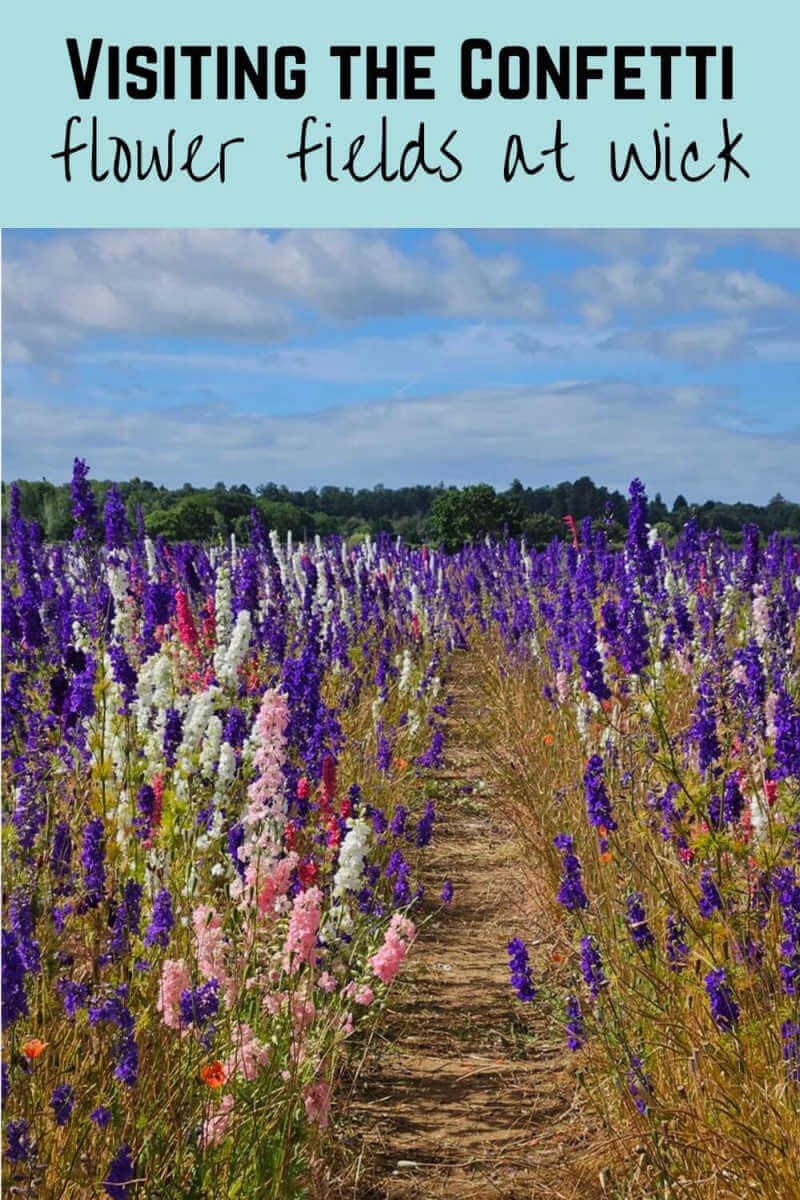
[600,320,753,366]
[4,381,797,503]
[2,229,545,365]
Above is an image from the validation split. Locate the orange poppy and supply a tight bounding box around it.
[599,851,613,864]
[394,757,408,771]
[199,1061,226,1088]
[21,1038,47,1059]
[543,734,554,746]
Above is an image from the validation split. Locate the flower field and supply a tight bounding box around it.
[3,462,799,1198]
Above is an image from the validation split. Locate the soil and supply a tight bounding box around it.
[344,663,607,1200]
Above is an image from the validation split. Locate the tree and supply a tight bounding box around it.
[427,484,521,551]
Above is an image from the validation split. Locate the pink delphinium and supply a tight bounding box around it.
[223,1023,270,1082]
[303,1079,331,1128]
[354,985,374,1007]
[256,852,299,918]
[175,589,198,654]
[157,958,191,1029]
[193,905,235,1001]
[369,914,416,985]
[202,1092,234,1148]
[282,886,322,975]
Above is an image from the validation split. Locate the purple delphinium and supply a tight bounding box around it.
[415,800,436,848]
[565,995,584,1051]
[179,979,220,1029]
[57,977,90,1018]
[441,879,454,905]
[91,1106,112,1128]
[103,1145,135,1198]
[50,1082,75,1125]
[9,890,40,975]
[782,1020,800,1083]
[80,817,106,907]
[109,880,143,960]
[389,805,408,838]
[580,935,607,999]
[103,484,130,550]
[584,755,616,832]
[133,785,155,842]
[143,888,174,949]
[627,1054,654,1115]
[70,457,100,544]
[704,967,739,1032]
[227,822,245,879]
[773,867,800,995]
[690,672,721,776]
[1,930,29,1026]
[666,913,689,972]
[774,686,800,780]
[162,708,183,768]
[625,892,655,950]
[114,1033,139,1087]
[698,869,723,918]
[554,833,588,911]
[50,820,73,888]
[5,1119,32,1162]
[507,937,536,1002]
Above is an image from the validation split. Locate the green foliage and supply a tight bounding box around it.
[428,484,522,551]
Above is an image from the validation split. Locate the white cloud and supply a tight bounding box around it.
[2,229,545,365]
[4,381,797,504]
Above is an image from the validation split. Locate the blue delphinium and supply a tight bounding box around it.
[580,935,607,999]
[625,892,655,950]
[507,937,536,1002]
[143,888,173,949]
[698,869,723,918]
[584,755,616,832]
[103,1145,135,1198]
[50,1082,75,1126]
[704,967,739,1032]
[565,995,584,1051]
[5,1119,32,1162]
[554,833,588,911]
[666,913,689,972]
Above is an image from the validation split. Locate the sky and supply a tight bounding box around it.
[2,228,799,504]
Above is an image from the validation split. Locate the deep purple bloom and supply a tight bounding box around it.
[162,708,183,768]
[9,890,40,975]
[5,1119,31,1162]
[666,913,689,972]
[565,995,584,1051]
[441,879,454,905]
[103,485,130,549]
[704,967,739,1032]
[70,457,100,544]
[80,817,106,906]
[1,930,29,1026]
[50,1082,75,1125]
[50,819,73,886]
[57,977,90,1018]
[143,888,173,949]
[627,1054,654,1115]
[774,867,800,995]
[389,805,408,838]
[134,785,155,841]
[782,1019,800,1083]
[698,869,723,918]
[507,937,536,1002]
[114,1033,139,1086]
[415,800,435,848]
[103,1145,135,1198]
[179,979,220,1029]
[91,1106,112,1128]
[580,935,607,999]
[625,892,655,950]
[584,755,616,832]
[227,822,245,880]
[554,833,588,911]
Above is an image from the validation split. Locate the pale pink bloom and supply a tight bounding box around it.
[303,1080,331,1128]
[157,958,191,1029]
[193,904,236,1003]
[282,886,322,975]
[257,853,299,917]
[555,670,569,702]
[202,1092,234,1148]
[291,996,316,1033]
[317,971,337,993]
[340,1013,354,1037]
[354,985,374,1007]
[369,914,416,985]
[264,991,287,1016]
[223,1023,270,1082]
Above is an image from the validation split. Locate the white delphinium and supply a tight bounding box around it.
[332,818,372,901]
[212,565,233,678]
[218,609,252,686]
[144,536,157,578]
[398,649,413,695]
[200,714,223,778]
[217,741,236,786]
[751,587,770,648]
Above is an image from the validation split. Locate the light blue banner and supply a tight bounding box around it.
[1,0,797,227]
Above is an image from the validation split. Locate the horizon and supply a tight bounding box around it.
[3,228,799,503]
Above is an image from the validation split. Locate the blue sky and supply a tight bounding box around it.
[3,228,799,503]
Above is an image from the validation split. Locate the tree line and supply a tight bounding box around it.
[3,474,798,550]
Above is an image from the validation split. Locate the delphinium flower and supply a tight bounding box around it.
[282,887,322,974]
[689,673,721,776]
[773,867,800,995]
[91,1106,112,1128]
[584,755,617,835]
[103,484,130,550]
[554,834,588,911]
[698,869,723,918]
[2,929,29,1026]
[565,995,584,1050]
[70,457,100,544]
[627,1055,654,1115]
[109,880,143,960]
[157,959,192,1029]
[108,643,137,710]
[414,800,435,848]
[57,977,90,1018]
[666,913,689,971]
[441,879,454,905]
[507,937,536,1002]
[180,979,220,1030]
[389,805,408,838]
[162,708,183,768]
[50,1082,75,1125]
[625,892,655,950]
[580,934,607,999]
[9,890,40,974]
[576,595,611,701]
[773,686,800,780]
[103,1145,135,1198]
[782,1019,800,1083]
[80,817,106,908]
[704,967,739,1032]
[369,913,416,985]
[133,785,155,842]
[143,888,174,949]
[5,1119,32,1162]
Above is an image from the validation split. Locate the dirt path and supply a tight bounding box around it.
[347,664,604,1200]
